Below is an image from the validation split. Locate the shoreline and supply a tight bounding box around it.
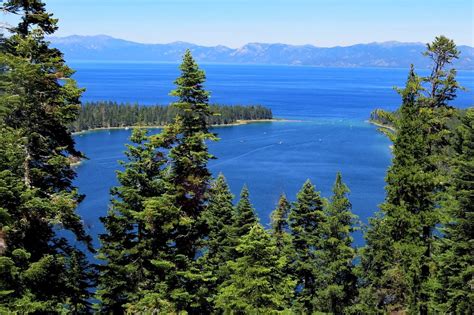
[72,118,296,135]
[367,120,395,151]
[367,119,396,132]
[70,118,295,167]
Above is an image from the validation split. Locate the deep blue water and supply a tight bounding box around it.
[71,63,473,246]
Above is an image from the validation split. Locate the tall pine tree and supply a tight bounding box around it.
[98,51,217,313]
[0,0,93,312]
[165,49,216,312]
[359,66,436,313]
[359,37,464,314]
[199,174,237,310]
[288,179,325,312]
[168,50,216,250]
[96,128,173,313]
[316,172,358,313]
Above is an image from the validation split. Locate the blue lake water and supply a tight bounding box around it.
[71,62,473,246]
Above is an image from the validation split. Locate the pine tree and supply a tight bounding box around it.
[166,49,217,312]
[359,66,437,313]
[422,35,460,109]
[270,194,291,251]
[65,249,97,313]
[97,52,217,313]
[203,174,236,264]
[199,174,237,309]
[96,129,170,312]
[125,124,183,313]
[288,179,326,312]
[168,51,216,245]
[421,36,461,196]
[0,0,93,311]
[168,49,215,242]
[434,108,474,313]
[359,37,463,314]
[234,185,258,239]
[316,172,358,314]
[215,224,295,313]
[270,194,294,279]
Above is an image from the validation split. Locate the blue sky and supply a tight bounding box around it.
[5,0,473,47]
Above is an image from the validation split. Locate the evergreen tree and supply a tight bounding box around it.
[288,179,325,312]
[199,174,237,309]
[370,36,461,147]
[316,172,357,314]
[168,49,215,253]
[65,249,97,313]
[203,174,236,263]
[0,0,93,311]
[433,108,474,313]
[98,52,216,313]
[359,37,463,314]
[422,35,460,109]
[215,224,295,313]
[123,124,182,313]
[166,49,216,312]
[124,293,178,314]
[359,66,437,313]
[270,194,294,279]
[96,128,171,313]
[421,36,461,193]
[234,185,258,238]
[270,194,291,251]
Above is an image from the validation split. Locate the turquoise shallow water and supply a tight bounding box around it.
[71,63,473,246]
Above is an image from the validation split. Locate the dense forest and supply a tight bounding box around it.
[0,1,472,314]
[71,102,273,132]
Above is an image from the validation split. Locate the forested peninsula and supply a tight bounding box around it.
[71,102,274,132]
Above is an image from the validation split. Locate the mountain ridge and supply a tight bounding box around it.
[48,35,474,69]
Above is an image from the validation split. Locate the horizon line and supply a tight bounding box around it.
[49,34,469,50]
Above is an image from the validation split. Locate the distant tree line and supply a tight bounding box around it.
[0,2,472,314]
[70,102,273,132]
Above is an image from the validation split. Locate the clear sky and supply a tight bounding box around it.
[4,0,473,47]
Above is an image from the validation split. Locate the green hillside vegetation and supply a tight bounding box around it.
[0,1,472,314]
[71,102,273,132]
[370,107,470,142]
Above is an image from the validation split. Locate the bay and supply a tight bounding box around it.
[71,63,473,246]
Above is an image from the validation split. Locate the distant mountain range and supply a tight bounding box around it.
[49,35,474,69]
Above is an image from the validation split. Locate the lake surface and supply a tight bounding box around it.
[71,63,473,246]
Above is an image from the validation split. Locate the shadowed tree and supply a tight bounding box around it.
[0,0,94,312]
[270,194,291,251]
[433,108,474,313]
[199,174,237,310]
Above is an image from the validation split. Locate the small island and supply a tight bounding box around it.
[70,102,278,133]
